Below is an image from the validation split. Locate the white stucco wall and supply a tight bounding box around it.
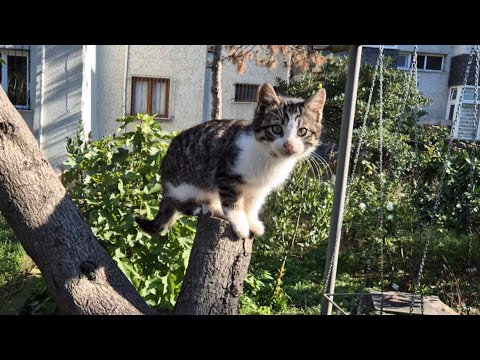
[37,45,84,171]
[397,45,453,122]
[125,45,207,133]
[205,50,288,121]
[94,45,126,137]
[219,58,289,120]
[451,45,471,57]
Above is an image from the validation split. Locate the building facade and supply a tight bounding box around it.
[1,45,478,171]
[0,45,287,171]
[363,45,479,140]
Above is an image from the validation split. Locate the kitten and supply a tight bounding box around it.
[135,83,326,238]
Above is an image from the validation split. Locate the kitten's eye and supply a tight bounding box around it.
[297,127,308,137]
[271,125,283,135]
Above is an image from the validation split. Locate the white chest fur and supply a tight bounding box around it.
[233,133,297,194]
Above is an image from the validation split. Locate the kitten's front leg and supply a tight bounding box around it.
[245,194,266,236]
[219,191,250,239]
[225,206,250,239]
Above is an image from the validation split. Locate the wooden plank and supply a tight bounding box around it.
[428,295,458,315]
[368,290,457,315]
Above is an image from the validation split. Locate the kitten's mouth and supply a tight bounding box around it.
[277,149,298,157]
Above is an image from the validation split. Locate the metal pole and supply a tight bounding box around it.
[321,45,363,315]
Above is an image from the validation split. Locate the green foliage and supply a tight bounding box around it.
[414,129,480,232]
[276,55,430,144]
[0,215,26,289]
[64,114,195,309]
[20,276,57,315]
[60,57,479,314]
[239,54,480,314]
[261,162,334,255]
[242,161,334,313]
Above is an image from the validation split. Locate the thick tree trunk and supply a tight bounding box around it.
[210,45,223,120]
[174,215,253,315]
[0,87,155,315]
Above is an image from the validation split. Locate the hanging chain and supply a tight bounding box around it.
[411,46,420,161]
[395,46,418,137]
[411,46,425,314]
[388,46,420,308]
[357,48,385,298]
[323,47,385,304]
[465,45,480,314]
[349,46,384,199]
[377,53,386,315]
[409,45,478,314]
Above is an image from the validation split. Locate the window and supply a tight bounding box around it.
[449,86,480,140]
[447,104,455,121]
[234,84,259,102]
[397,53,444,72]
[397,53,410,70]
[0,49,29,109]
[417,55,443,71]
[450,88,457,100]
[131,76,170,119]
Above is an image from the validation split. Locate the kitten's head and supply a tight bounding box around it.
[252,83,325,159]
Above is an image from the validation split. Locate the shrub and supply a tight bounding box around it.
[64,114,196,309]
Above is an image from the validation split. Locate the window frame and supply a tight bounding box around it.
[449,86,480,141]
[234,83,259,103]
[130,76,171,120]
[417,54,444,72]
[0,48,30,110]
[396,53,444,73]
[397,52,411,70]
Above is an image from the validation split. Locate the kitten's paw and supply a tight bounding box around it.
[227,210,251,239]
[249,220,265,236]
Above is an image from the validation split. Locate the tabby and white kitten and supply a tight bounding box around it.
[135,83,326,238]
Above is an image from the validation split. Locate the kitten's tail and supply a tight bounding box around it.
[135,198,177,234]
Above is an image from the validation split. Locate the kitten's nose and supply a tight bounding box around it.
[283,141,294,151]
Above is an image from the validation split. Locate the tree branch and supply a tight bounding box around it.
[174,215,253,315]
[0,87,156,315]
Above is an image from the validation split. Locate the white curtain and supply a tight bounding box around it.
[152,81,167,117]
[134,80,148,113]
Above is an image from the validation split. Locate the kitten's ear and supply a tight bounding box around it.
[258,83,280,107]
[305,88,326,121]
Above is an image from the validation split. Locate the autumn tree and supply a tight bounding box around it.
[210,45,326,119]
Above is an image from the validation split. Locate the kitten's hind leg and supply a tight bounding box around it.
[135,197,179,234]
[175,201,203,216]
[201,199,228,221]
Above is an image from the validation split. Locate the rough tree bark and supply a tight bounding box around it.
[0,87,254,315]
[0,87,155,315]
[174,215,253,315]
[210,45,223,120]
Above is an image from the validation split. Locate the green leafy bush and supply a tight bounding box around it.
[0,215,27,289]
[64,114,195,308]
[276,55,430,144]
[266,53,480,313]
[243,161,334,312]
